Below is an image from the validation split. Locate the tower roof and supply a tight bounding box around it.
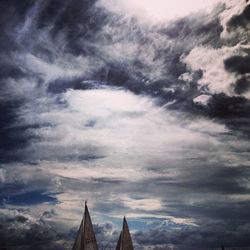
[72,202,98,250]
[115,217,134,250]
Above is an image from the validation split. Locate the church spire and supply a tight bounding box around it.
[72,202,98,250]
[115,217,134,250]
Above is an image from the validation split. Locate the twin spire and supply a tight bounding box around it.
[115,217,134,250]
[72,202,134,250]
[72,202,98,250]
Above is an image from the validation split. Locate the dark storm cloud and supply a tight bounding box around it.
[95,10,224,103]
[227,4,250,29]
[204,89,250,138]
[44,8,225,104]
[94,222,120,249]
[0,0,109,164]
[134,220,250,250]
[204,94,250,120]
[0,165,59,210]
[224,55,250,74]
[142,166,250,221]
[0,0,224,130]
[0,208,72,250]
[180,1,250,139]
[155,166,250,195]
[234,76,250,94]
[0,100,28,162]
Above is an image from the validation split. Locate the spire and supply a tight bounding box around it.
[115,232,122,250]
[115,217,134,250]
[72,202,99,250]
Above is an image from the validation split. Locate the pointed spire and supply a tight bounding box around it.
[115,217,134,250]
[72,202,98,250]
[115,232,122,250]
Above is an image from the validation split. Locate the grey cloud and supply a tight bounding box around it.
[94,222,119,249]
[224,55,250,74]
[226,4,250,30]
[179,2,250,138]
[134,220,250,250]
[0,208,70,250]
[234,76,250,94]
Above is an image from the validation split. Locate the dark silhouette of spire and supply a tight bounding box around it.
[72,202,98,250]
[115,217,134,250]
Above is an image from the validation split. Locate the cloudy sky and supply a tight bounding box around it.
[1,0,250,249]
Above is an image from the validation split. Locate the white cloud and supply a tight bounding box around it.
[193,94,212,106]
[187,118,227,135]
[219,0,249,38]
[16,53,93,83]
[26,88,227,167]
[17,87,243,209]
[97,0,221,23]
[0,77,39,101]
[0,169,6,183]
[181,44,248,96]
[121,196,162,211]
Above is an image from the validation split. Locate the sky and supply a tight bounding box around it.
[1,0,250,249]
